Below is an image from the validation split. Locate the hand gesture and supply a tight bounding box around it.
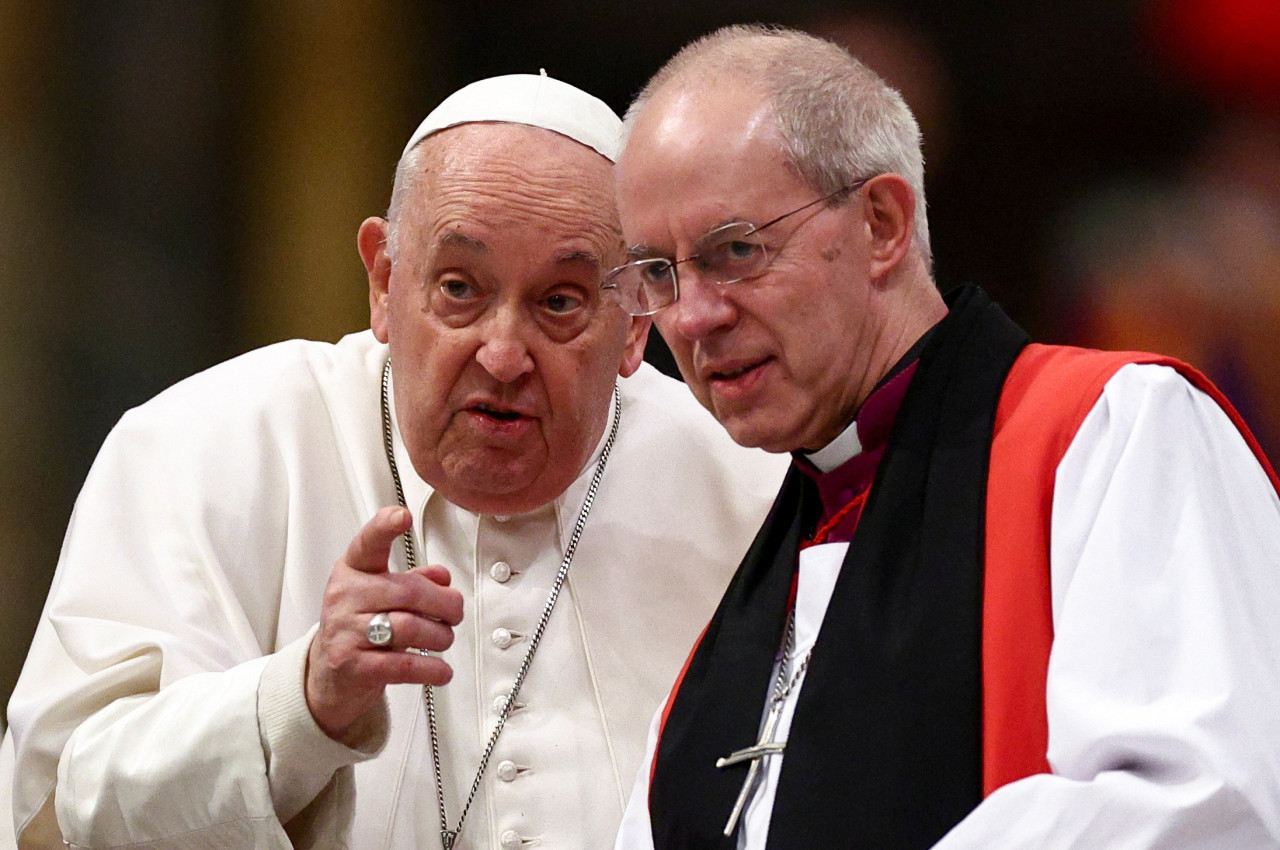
[305,506,464,741]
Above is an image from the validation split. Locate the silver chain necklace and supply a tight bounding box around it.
[380,358,621,850]
[770,608,812,710]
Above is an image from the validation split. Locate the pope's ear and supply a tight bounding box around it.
[359,217,392,343]
[863,174,915,280]
[618,315,652,378]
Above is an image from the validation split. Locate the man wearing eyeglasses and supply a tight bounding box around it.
[609,24,1280,850]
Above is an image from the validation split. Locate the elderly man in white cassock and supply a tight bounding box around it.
[610,24,1280,850]
[0,74,787,849]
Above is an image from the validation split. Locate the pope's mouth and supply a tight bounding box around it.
[472,403,524,422]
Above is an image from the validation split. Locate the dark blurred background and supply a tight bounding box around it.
[3,0,1278,727]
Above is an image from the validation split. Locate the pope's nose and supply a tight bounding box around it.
[476,331,534,383]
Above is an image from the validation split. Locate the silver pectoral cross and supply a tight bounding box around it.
[715,698,789,837]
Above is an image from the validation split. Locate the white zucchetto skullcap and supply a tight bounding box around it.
[401,71,621,162]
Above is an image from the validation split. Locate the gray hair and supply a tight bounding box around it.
[384,142,430,262]
[624,24,932,265]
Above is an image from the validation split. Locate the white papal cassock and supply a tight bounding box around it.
[1,330,788,849]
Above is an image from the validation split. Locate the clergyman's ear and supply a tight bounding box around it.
[863,174,915,280]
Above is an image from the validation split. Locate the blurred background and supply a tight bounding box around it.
[2,0,1278,725]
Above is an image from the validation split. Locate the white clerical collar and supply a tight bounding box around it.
[803,417,863,473]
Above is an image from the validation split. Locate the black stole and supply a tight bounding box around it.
[648,286,1028,848]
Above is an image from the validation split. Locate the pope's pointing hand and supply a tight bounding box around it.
[306,506,463,742]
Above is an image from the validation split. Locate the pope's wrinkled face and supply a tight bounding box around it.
[362,123,646,515]
[617,84,891,453]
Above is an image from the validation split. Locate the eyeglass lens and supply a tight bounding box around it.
[604,222,768,316]
[604,179,869,316]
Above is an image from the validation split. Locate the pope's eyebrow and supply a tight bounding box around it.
[439,231,488,253]
[556,249,603,271]
[436,235,598,270]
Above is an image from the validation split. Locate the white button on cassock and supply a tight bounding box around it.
[490,561,512,583]
[491,695,524,715]
[496,759,519,782]
[491,628,514,649]
[500,829,524,848]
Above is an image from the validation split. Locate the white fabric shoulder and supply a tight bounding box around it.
[617,362,789,502]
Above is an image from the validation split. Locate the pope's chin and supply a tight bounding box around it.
[428,445,559,515]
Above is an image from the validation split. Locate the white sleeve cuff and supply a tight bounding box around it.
[257,625,390,823]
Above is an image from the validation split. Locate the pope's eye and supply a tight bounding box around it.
[544,292,583,314]
[440,279,475,299]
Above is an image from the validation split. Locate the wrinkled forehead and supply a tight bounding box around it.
[426,122,614,193]
[405,123,622,251]
[618,86,804,242]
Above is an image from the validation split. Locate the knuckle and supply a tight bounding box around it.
[430,621,456,651]
[322,570,362,608]
[321,582,346,609]
[381,580,416,613]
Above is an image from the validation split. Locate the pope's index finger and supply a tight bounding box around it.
[343,506,412,574]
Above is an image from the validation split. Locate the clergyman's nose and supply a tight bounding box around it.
[665,270,737,341]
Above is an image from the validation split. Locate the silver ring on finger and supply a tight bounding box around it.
[366,612,394,648]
